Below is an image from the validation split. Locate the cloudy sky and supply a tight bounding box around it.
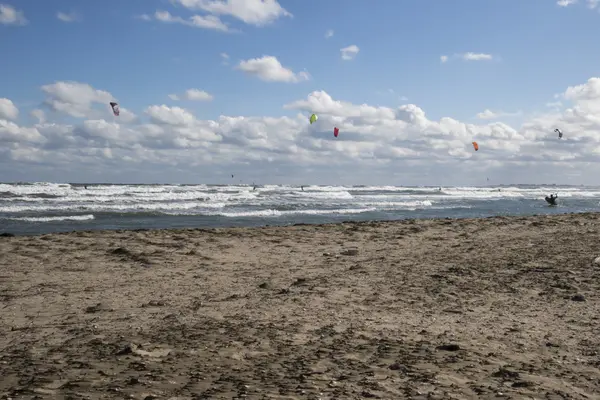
[2,0,600,185]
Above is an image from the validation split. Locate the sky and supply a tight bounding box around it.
[2,0,600,185]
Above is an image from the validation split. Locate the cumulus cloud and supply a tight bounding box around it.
[31,109,46,124]
[0,3,27,25]
[7,77,600,183]
[0,120,45,144]
[236,55,310,83]
[168,89,214,101]
[557,0,577,5]
[476,109,522,120]
[57,11,81,22]
[440,55,448,63]
[340,45,360,61]
[40,81,137,123]
[170,0,292,26]
[0,98,18,120]
[152,10,230,31]
[325,29,334,39]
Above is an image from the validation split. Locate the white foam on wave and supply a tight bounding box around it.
[8,214,95,222]
[290,190,353,200]
[0,201,219,213]
[360,200,433,208]
[216,207,376,218]
[3,182,600,223]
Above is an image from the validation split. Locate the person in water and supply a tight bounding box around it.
[546,193,558,204]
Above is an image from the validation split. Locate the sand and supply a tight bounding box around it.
[1,213,600,400]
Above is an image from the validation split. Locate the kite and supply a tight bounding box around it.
[309,114,318,124]
[334,127,339,137]
[472,141,479,151]
[110,102,120,116]
[555,128,563,139]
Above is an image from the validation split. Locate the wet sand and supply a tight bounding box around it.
[1,213,600,400]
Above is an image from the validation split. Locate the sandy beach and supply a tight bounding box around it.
[1,213,600,400]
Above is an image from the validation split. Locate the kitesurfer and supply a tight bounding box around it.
[545,193,558,206]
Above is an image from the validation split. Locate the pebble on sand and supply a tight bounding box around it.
[571,294,586,302]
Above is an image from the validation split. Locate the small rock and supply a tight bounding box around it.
[436,344,460,351]
[292,278,307,286]
[115,345,133,356]
[85,303,103,313]
[571,294,586,302]
[126,377,140,385]
[340,249,359,256]
[360,391,379,398]
[546,342,559,348]
[388,362,407,371]
[258,282,270,289]
[0,232,15,237]
[593,256,600,265]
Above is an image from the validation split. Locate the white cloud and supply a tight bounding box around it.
[41,81,115,119]
[136,14,152,21]
[170,0,292,26]
[220,52,230,65]
[476,109,522,120]
[169,89,214,101]
[0,3,27,25]
[0,98,18,120]
[153,10,230,31]
[461,52,493,61]
[8,77,600,184]
[546,101,563,109]
[236,55,310,83]
[0,120,45,144]
[31,109,46,124]
[185,89,214,101]
[556,0,598,7]
[325,29,334,39]
[57,11,81,22]
[40,81,137,123]
[146,105,198,126]
[340,45,360,61]
[442,53,494,63]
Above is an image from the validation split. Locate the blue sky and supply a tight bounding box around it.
[2,0,600,185]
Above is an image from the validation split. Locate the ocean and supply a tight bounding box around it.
[1,182,598,236]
